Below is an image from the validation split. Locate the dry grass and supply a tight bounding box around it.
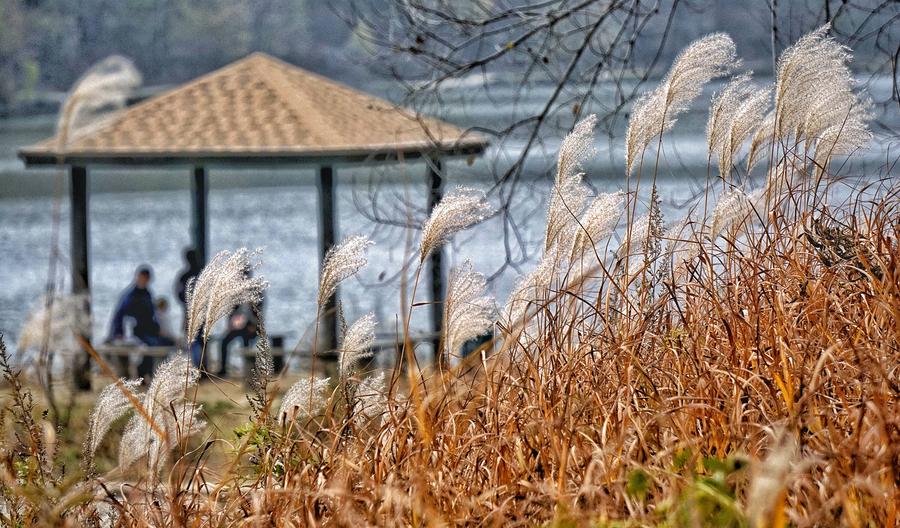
[1,27,898,527]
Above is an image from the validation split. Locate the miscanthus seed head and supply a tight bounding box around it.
[747,433,799,527]
[443,261,495,362]
[708,73,772,179]
[118,355,204,475]
[420,187,493,262]
[58,55,141,141]
[354,372,387,427]
[545,117,597,254]
[709,189,754,238]
[318,235,373,309]
[186,248,268,343]
[18,293,91,357]
[571,191,625,260]
[84,378,142,462]
[339,313,376,380]
[626,33,738,174]
[279,377,330,423]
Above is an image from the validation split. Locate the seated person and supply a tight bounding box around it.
[108,265,173,377]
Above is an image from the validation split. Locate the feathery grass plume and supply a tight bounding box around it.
[709,188,754,238]
[339,313,376,380]
[545,116,596,253]
[18,293,90,357]
[773,25,845,139]
[812,97,873,167]
[625,33,738,174]
[747,110,776,171]
[317,235,373,309]
[707,74,772,179]
[442,261,495,363]
[84,378,142,464]
[419,187,494,262]
[501,250,557,335]
[118,355,203,473]
[57,55,141,141]
[185,248,268,343]
[279,377,330,423]
[720,86,771,178]
[772,23,872,165]
[746,433,799,528]
[353,372,387,426]
[570,191,625,260]
[707,73,754,155]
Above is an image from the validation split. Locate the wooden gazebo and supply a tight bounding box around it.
[19,52,486,384]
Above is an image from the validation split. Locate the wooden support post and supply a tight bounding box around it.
[317,165,338,353]
[191,166,209,265]
[70,166,92,391]
[427,157,444,363]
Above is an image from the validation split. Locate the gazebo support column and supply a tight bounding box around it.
[191,166,209,265]
[427,157,445,363]
[317,165,338,353]
[70,165,92,391]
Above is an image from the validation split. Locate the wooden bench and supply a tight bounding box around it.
[96,345,176,379]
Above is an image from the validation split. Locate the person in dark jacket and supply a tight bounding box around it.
[108,265,172,377]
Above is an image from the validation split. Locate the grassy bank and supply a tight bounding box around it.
[1,26,898,527]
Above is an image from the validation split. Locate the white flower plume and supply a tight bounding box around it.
[186,248,268,343]
[545,115,596,253]
[626,33,738,174]
[339,313,377,380]
[420,187,494,262]
[571,191,625,260]
[443,261,495,362]
[318,235,373,309]
[58,55,141,141]
[279,377,331,423]
[84,378,143,461]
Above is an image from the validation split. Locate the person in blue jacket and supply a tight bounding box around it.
[108,265,173,377]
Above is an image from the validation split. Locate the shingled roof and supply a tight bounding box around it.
[20,53,486,165]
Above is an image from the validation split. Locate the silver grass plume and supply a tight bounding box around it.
[570,191,625,261]
[707,74,771,179]
[84,378,142,463]
[118,355,204,473]
[339,313,376,381]
[186,248,268,343]
[318,235,373,309]
[58,56,141,142]
[18,293,90,357]
[545,115,596,253]
[354,372,387,427]
[279,377,330,423]
[772,24,871,165]
[626,33,738,174]
[420,187,494,262]
[747,111,776,172]
[746,433,799,528]
[502,250,557,336]
[709,189,754,238]
[442,261,495,363]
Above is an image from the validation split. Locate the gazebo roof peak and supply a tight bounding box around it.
[20,52,485,166]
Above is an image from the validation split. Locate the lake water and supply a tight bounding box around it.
[1,78,895,357]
